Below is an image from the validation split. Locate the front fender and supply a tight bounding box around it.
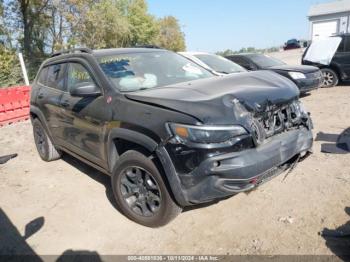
[106,128,189,207]
[107,128,158,173]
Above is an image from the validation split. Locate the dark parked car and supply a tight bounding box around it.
[31,47,313,227]
[302,34,350,87]
[226,53,323,94]
[284,39,301,50]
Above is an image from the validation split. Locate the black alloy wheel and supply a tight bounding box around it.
[120,166,162,217]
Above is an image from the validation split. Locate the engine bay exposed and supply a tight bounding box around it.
[253,101,309,142]
[233,98,311,146]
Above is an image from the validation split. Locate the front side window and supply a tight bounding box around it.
[248,54,286,68]
[97,51,213,92]
[67,63,96,91]
[46,64,66,91]
[194,54,246,74]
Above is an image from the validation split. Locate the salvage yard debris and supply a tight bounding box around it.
[316,129,350,154]
[0,153,17,164]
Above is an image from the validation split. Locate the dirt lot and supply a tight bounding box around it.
[1,52,350,257]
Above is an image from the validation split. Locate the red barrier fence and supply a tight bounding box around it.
[0,86,31,127]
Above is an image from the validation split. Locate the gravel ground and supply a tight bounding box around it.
[0,51,349,257]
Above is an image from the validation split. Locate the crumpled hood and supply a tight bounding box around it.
[125,71,300,124]
[268,64,319,73]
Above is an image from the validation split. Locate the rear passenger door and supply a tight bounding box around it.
[36,63,67,142]
[59,62,109,167]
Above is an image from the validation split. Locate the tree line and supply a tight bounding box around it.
[0,0,186,87]
[216,46,281,57]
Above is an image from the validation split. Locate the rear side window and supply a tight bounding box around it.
[230,56,252,69]
[67,63,96,91]
[46,64,67,91]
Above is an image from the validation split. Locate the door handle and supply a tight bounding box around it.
[60,101,70,108]
[38,93,44,99]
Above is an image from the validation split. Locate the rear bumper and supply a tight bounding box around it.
[157,127,313,206]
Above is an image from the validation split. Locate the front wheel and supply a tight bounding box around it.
[111,150,182,227]
[321,68,339,87]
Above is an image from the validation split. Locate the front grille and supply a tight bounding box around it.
[252,101,304,142]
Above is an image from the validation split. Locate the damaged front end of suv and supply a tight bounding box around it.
[129,71,314,205]
[32,48,314,227]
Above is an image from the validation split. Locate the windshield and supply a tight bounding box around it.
[98,51,213,92]
[248,54,286,68]
[194,54,246,74]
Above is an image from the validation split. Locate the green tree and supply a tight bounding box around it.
[0,45,23,87]
[5,0,53,79]
[7,0,51,57]
[0,0,187,85]
[64,0,130,49]
[156,16,185,52]
[216,49,235,56]
[0,0,4,36]
[127,0,159,46]
[0,0,13,48]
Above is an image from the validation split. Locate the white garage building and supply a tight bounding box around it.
[308,0,350,40]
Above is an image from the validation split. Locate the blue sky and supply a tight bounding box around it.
[148,0,331,52]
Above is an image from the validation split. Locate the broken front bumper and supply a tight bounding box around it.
[158,127,313,206]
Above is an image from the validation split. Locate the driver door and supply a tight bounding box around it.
[59,62,109,167]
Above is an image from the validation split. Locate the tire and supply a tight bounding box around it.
[321,68,339,87]
[111,150,182,227]
[32,118,61,161]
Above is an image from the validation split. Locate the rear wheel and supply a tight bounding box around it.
[32,119,61,161]
[111,150,182,227]
[321,68,339,87]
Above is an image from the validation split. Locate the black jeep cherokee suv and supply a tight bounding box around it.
[31,47,313,227]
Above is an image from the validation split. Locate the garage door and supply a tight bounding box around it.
[312,21,338,40]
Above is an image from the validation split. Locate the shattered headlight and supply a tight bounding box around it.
[289,72,306,79]
[167,123,247,144]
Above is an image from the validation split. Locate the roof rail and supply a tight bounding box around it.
[51,47,93,58]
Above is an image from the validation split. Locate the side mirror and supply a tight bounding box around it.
[70,82,101,97]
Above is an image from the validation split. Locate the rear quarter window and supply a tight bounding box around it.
[37,67,48,85]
